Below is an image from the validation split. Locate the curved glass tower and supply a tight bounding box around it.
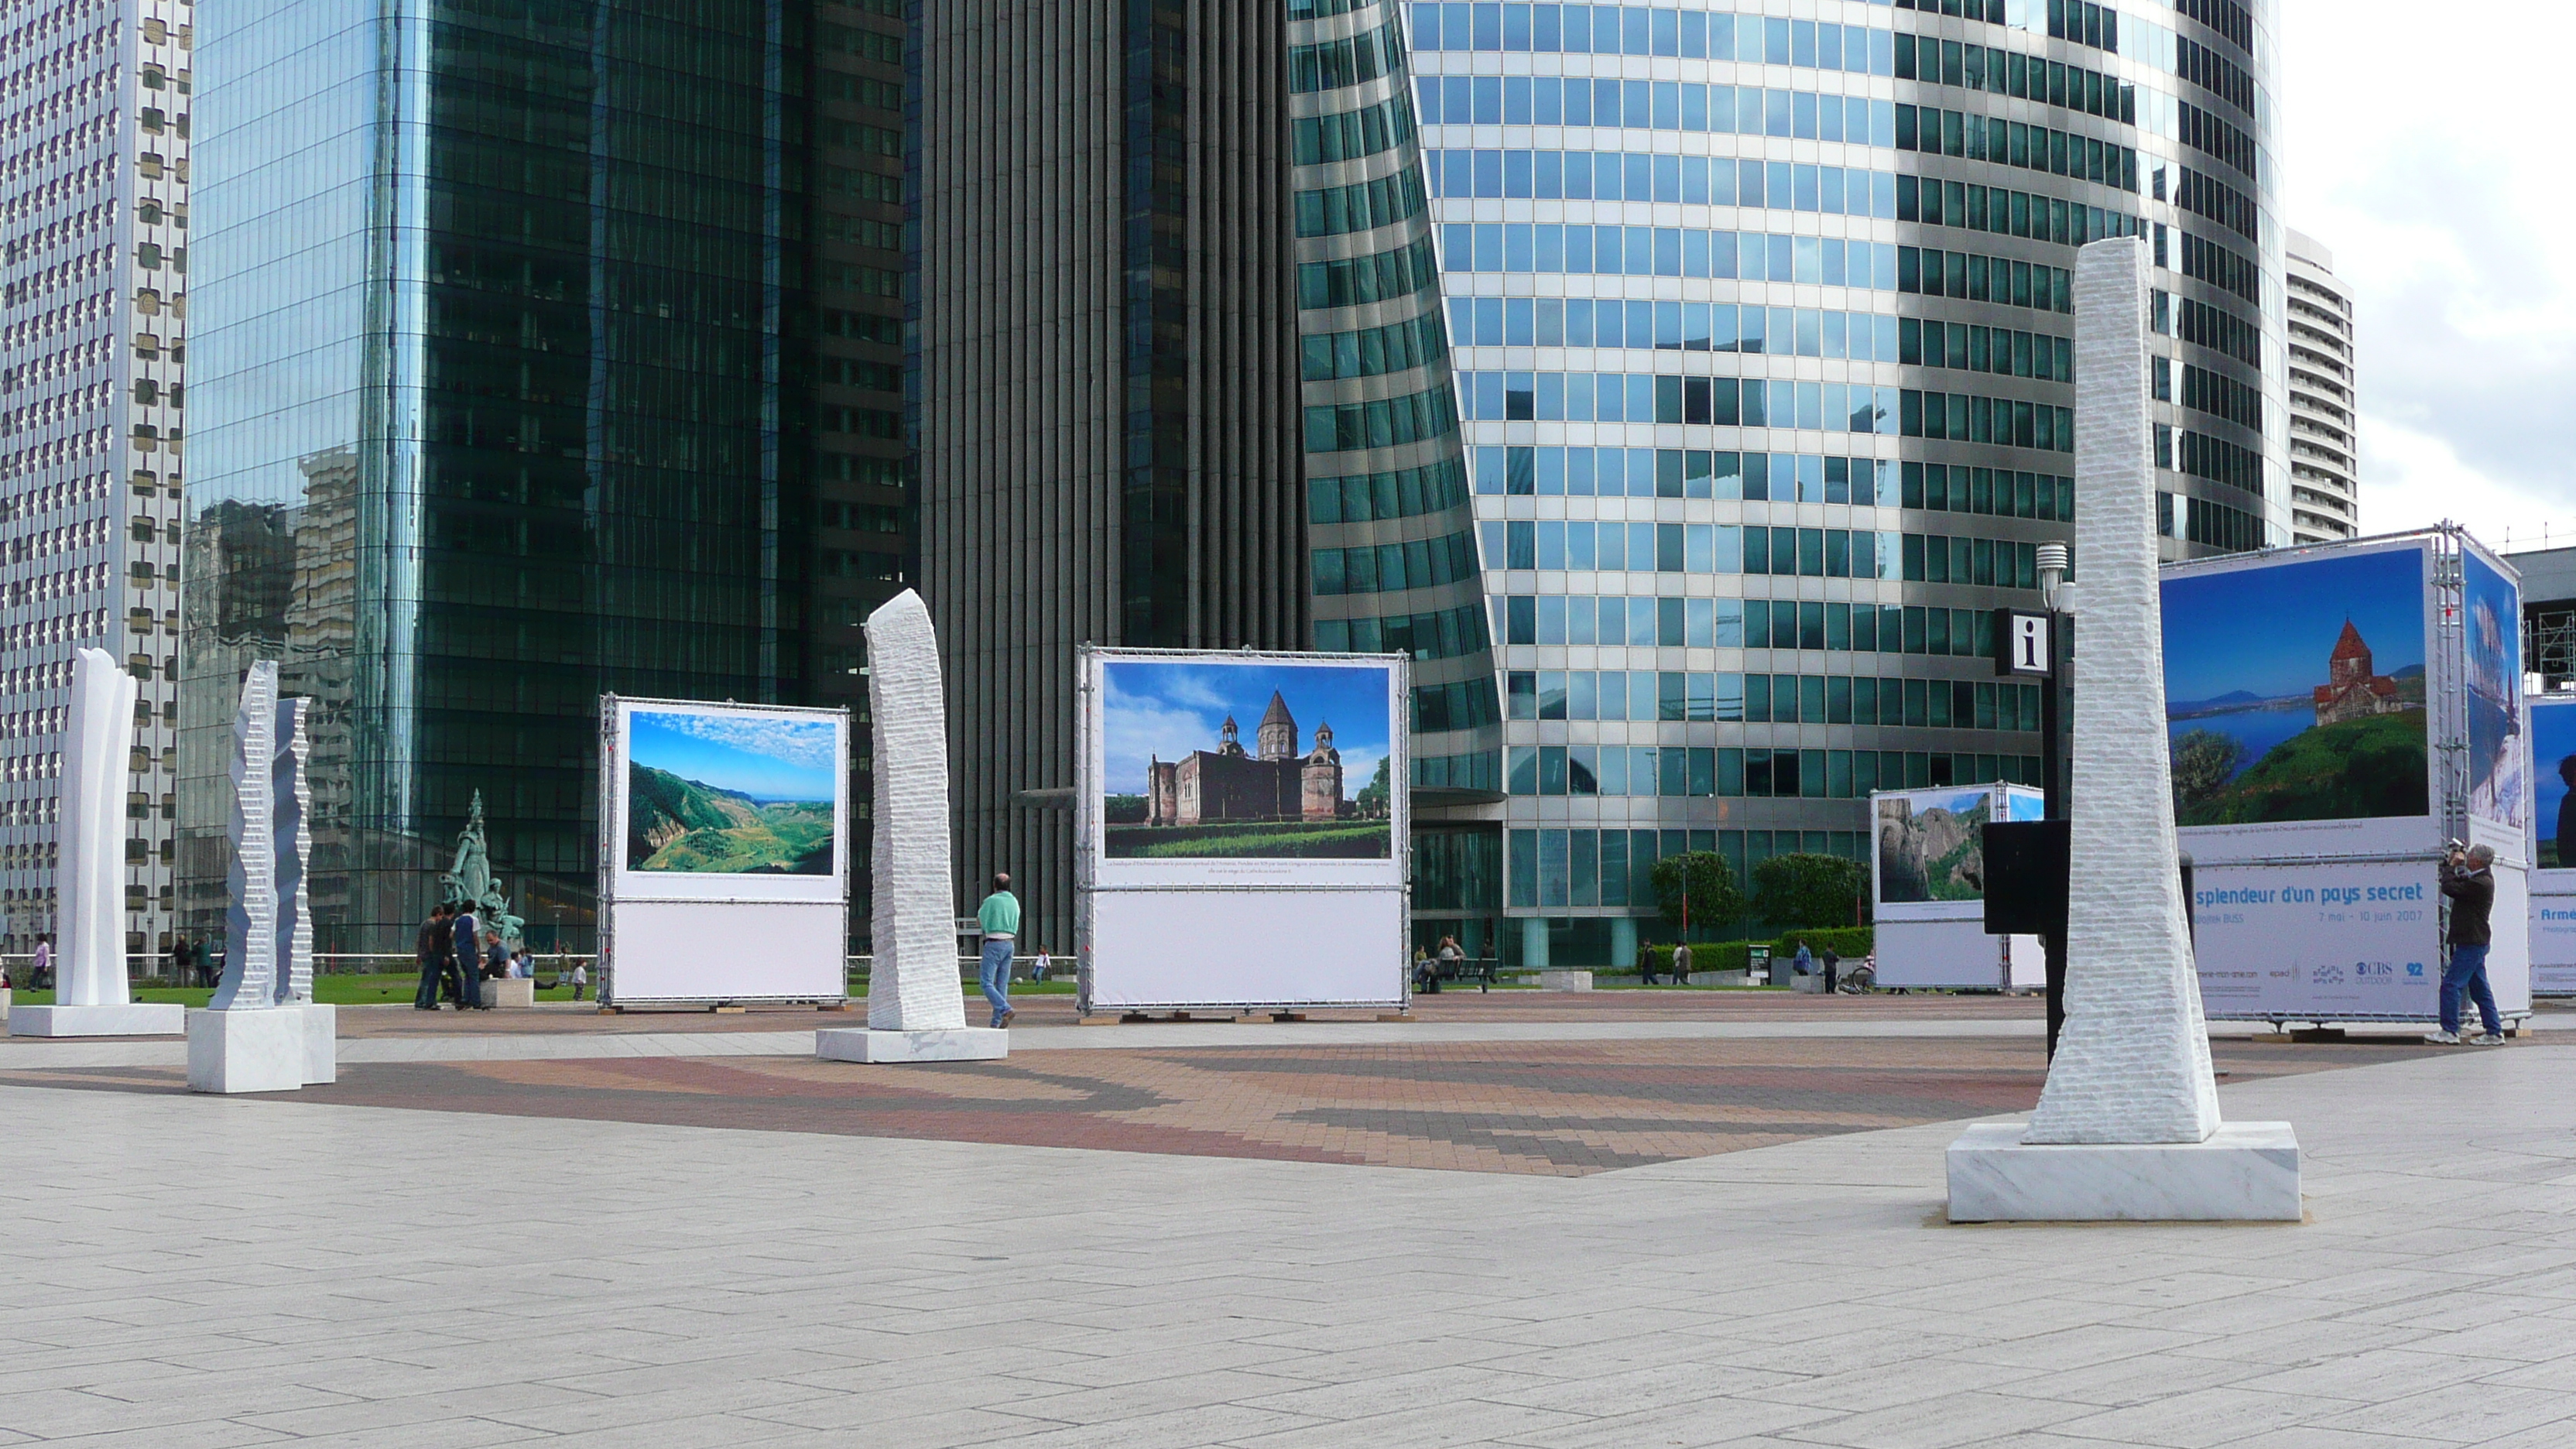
[1290,1,1509,955]
[1407,0,2282,964]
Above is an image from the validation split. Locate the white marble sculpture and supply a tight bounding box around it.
[817,589,1005,1062]
[211,662,279,1012]
[189,662,322,1091]
[274,695,313,1005]
[273,696,333,1081]
[5,649,184,1036]
[2024,237,2224,1146]
[1947,238,2298,1220]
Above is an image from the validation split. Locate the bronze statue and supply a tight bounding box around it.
[439,790,524,946]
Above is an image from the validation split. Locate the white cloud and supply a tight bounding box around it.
[642,711,838,771]
[1101,695,1225,797]
[2278,0,2576,545]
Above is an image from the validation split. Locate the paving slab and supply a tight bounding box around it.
[7,1036,2576,1447]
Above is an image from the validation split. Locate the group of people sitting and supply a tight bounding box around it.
[411,901,543,1010]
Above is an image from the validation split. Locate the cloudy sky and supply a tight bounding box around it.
[2276,0,2576,551]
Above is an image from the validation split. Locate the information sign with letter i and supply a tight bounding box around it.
[1994,608,2054,677]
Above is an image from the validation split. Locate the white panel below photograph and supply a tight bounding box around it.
[607,899,847,1002]
[1872,916,2038,990]
[1088,889,1404,1010]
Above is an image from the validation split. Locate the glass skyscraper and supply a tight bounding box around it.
[180,0,825,953]
[1407,0,2283,964]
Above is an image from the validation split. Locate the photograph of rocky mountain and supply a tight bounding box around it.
[624,709,839,874]
[1876,789,1992,904]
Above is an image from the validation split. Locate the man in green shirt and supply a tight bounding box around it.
[977,873,1021,1028]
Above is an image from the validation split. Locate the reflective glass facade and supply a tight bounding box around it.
[1291,0,1509,957]
[1413,0,2283,962]
[180,0,810,953]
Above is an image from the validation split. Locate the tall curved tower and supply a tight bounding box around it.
[1409,0,2284,964]
[1290,0,1510,956]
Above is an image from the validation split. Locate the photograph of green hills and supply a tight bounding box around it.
[625,709,839,874]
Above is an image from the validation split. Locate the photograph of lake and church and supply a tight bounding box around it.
[1100,660,1395,860]
[2161,548,2430,827]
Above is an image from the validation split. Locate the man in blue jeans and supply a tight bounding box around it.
[2430,843,2504,1046]
[412,903,452,1010]
[977,872,1019,1029]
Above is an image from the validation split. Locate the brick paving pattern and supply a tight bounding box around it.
[0,1034,2445,1176]
[324,985,2047,1037]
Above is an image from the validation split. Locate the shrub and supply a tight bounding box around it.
[1648,851,1747,936]
[1753,851,1867,929]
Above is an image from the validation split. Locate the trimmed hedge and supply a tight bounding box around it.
[1631,927,1875,975]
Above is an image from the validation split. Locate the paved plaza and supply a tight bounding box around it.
[7,1007,2576,1447]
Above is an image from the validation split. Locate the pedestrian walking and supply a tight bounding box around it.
[977,872,1019,1028]
[1821,945,1841,992]
[413,904,451,1010]
[570,961,589,1001]
[33,937,51,992]
[2429,843,2505,1045]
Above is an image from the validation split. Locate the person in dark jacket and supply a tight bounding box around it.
[413,904,452,1009]
[447,906,486,1009]
[2430,844,2503,1045]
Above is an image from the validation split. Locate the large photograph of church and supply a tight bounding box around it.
[2160,546,2430,827]
[1101,659,1396,860]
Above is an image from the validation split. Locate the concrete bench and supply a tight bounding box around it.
[1535,969,1594,992]
[480,978,536,1009]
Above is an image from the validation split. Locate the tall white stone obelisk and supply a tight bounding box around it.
[189,662,318,1091]
[817,589,1006,1063]
[7,649,184,1036]
[1945,238,2300,1220]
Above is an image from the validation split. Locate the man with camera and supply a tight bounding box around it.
[2430,841,2506,1046]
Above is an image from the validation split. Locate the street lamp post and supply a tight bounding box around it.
[1995,542,2071,1057]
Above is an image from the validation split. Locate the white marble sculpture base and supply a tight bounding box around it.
[480,978,534,1009]
[187,1009,309,1094]
[815,1027,1009,1064]
[294,1003,337,1085]
[7,1002,187,1037]
[1947,1121,2302,1222]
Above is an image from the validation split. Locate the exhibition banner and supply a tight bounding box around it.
[598,697,851,1003]
[1870,782,2043,988]
[608,699,848,904]
[2461,543,2527,856]
[1871,783,2043,923]
[2534,695,2576,872]
[2527,694,2576,992]
[1077,649,1409,1011]
[2191,860,2442,1019]
[2161,540,2438,865]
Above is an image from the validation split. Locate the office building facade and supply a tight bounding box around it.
[1410,0,2286,962]
[1292,0,1509,957]
[179,0,884,954]
[2283,227,2355,545]
[916,1,1325,953]
[1,0,193,963]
